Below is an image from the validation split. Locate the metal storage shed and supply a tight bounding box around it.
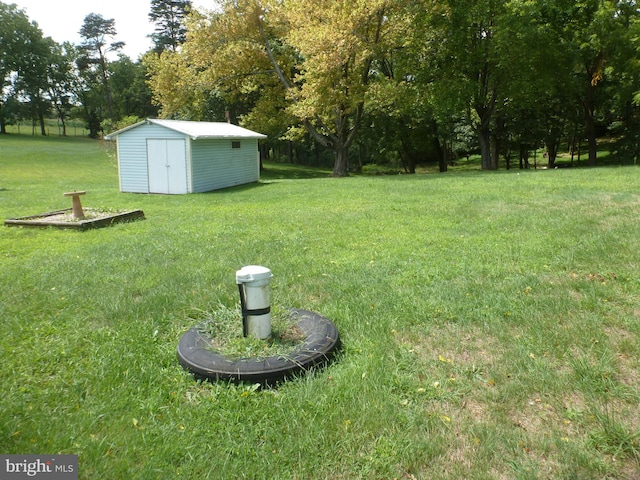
[105,119,267,194]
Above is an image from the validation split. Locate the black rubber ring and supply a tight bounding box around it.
[177,308,340,385]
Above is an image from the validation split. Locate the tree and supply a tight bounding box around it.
[148,0,405,176]
[0,2,48,133]
[496,0,581,168]
[553,1,639,166]
[0,1,21,133]
[0,2,52,135]
[283,0,405,176]
[46,41,77,136]
[149,0,192,53]
[610,1,640,162]
[415,0,507,170]
[109,55,158,121]
[13,29,51,136]
[145,0,640,169]
[78,13,124,122]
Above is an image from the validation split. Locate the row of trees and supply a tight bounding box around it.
[0,0,191,137]
[2,1,640,174]
[148,0,640,174]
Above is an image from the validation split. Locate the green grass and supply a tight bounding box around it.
[1,133,640,479]
[194,304,306,360]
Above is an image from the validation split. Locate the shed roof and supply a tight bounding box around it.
[105,119,267,140]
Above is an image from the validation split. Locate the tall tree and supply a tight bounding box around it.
[497,0,580,168]
[281,0,401,176]
[0,2,19,133]
[149,0,192,53]
[13,29,51,136]
[0,2,48,134]
[78,13,124,122]
[46,41,77,136]
[148,0,405,176]
[428,0,508,170]
[612,1,640,162]
[109,55,158,119]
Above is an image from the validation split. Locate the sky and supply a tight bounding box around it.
[11,0,214,60]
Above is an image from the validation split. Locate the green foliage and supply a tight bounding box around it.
[149,0,192,53]
[78,13,124,59]
[77,13,125,123]
[3,0,640,170]
[0,2,50,133]
[102,115,143,135]
[148,0,408,176]
[0,6,156,137]
[146,0,640,171]
[109,57,158,120]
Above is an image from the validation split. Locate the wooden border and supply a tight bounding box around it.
[4,209,145,231]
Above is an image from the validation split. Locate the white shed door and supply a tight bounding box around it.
[147,139,188,194]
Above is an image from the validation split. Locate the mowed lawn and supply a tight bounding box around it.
[1,134,639,479]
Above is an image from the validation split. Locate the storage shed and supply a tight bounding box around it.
[105,119,267,194]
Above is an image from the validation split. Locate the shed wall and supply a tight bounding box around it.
[117,123,187,193]
[191,138,260,192]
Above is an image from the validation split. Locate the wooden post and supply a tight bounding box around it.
[63,191,86,219]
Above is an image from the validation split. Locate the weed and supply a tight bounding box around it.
[588,403,640,463]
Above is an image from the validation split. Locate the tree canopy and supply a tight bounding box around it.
[145,0,640,173]
[1,0,639,172]
[0,2,161,137]
[0,2,50,133]
[149,0,193,53]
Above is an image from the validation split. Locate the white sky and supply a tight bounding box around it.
[11,0,214,60]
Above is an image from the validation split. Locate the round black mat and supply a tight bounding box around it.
[177,308,340,385]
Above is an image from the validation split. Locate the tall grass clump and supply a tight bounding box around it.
[1,133,640,478]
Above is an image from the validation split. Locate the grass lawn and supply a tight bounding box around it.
[1,133,639,479]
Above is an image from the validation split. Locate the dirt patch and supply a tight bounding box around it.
[397,323,500,372]
[278,324,305,342]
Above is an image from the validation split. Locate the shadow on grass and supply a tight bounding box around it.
[260,162,333,180]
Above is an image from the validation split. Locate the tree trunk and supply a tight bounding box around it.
[475,101,496,170]
[519,145,529,169]
[304,116,355,177]
[99,52,114,121]
[332,146,349,177]
[287,140,293,164]
[490,135,499,170]
[490,114,504,170]
[583,79,597,166]
[39,112,46,136]
[54,104,67,136]
[585,110,597,167]
[478,125,494,170]
[545,140,558,168]
[400,139,416,174]
[436,136,447,173]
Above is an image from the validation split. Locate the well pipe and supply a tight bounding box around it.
[235,265,272,340]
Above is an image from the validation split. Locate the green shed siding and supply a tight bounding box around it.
[191,139,259,193]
